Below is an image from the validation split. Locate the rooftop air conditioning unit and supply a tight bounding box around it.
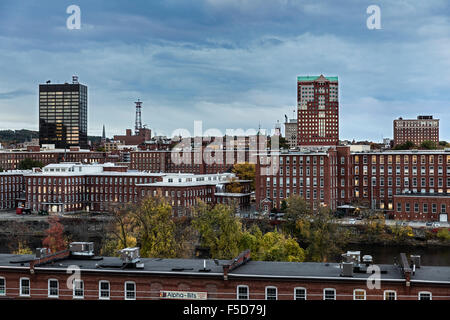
[35,248,51,259]
[362,255,373,266]
[69,242,94,257]
[119,247,142,265]
[341,262,353,277]
[410,255,421,268]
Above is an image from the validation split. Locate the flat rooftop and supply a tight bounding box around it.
[0,253,448,284]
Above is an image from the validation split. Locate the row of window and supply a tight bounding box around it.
[0,278,433,300]
[236,286,432,300]
[0,278,136,300]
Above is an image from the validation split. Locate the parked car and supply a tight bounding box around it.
[432,222,441,228]
[426,222,433,227]
[349,218,356,225]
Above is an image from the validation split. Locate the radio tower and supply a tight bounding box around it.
[134,99,142,135]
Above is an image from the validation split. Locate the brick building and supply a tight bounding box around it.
[255,147,450,222]
[0,163,251,215]
[0,245,447,300]
[0,146,107,171]
[297,75,339,146]
[0,171,29,210]
[113,128,151,146]
[136,173,251,216]
[393,116,439,147]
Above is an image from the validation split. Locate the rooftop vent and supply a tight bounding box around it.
[341,251,361,266]
[362,255,373,266]
[35,248,51,259]
[341,262,353,277]
[69,242,94,257]
[410,255,421,268]
[119,247,144,268]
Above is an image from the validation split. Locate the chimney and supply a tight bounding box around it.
[341,262,353,277]
[222,264,230,280]
[410,255,421,268]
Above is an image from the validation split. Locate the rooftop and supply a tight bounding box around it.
[0,253,448,284]
[297,75,338,82]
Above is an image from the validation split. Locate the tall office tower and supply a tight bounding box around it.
[393,115,439,147]
[39,76,88,149]
[297,75,339,146]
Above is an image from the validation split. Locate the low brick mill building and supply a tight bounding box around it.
[0,243,448,300]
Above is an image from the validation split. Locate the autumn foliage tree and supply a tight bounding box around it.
[42,216,67,253]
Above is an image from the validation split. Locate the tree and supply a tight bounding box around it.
[420,140,437,150]
[17,158,44,170]
[393,141,415,150]
[232,163,256,190]
[102,198,181,258]
[436,228,450,241]
[225,177,244,193]
[42,216,67,253]
[390,224,414,242]
[133,197,179,258]
[294,204,349,262]
[13,241,33,255]
[193,201,243,259]
[283,196,310,231]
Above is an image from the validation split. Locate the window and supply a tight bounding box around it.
[418,291,432,300]
[323,288,336,300]
[73,279,84,299]
[99,281,110,300]
[384,290,396,300]
[0,277,5,296]
[353,289,366,300]
[237,285,249,300]
[20,278,30,297]
[48,279,59,298]
[294,287,307,300]
[265,286,277,300]
[125,281,136,300]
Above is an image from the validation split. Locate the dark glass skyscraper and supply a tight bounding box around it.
[39,76,88,149]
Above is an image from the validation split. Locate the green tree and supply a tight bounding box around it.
[283,196,310,231]
[393,141,415,150]
[133,197,179,258]
[232,163,256,190]
[436,228,450,241]
[294,204,348,262]
[420,140,437,150]
[17,158,44,170]
[14,241,33,255]
[193,201,243,259]
[390,224,413,242]
[101,198,180,258]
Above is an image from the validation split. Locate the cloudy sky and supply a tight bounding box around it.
[0,0,449,141]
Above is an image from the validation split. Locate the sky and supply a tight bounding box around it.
[0,0,449,141]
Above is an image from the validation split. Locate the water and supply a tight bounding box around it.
[341,243,450,266]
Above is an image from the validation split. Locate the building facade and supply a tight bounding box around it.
[297,75,339,146]
[255,147,450,222]
[39,77,88,149]
[284,118,297,149]
[393,116,439,147]
[0,246,447,300]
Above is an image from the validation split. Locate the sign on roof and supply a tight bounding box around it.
[160,290,207,300]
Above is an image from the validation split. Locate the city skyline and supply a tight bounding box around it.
[0,0,449,141]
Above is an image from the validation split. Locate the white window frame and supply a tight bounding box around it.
[236,285,249,300]
[99,280,110,300]
[418,291,432,300]
[353,289,366,300]
[73,279,84,299]
[48,279,59,298]
[19,277,30,297]
[383,290,397,300]
[0,277,5,296]
[323,288,336,300]
[294,287,307,300]
[265,286,278,300]
[125,281,136,300]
